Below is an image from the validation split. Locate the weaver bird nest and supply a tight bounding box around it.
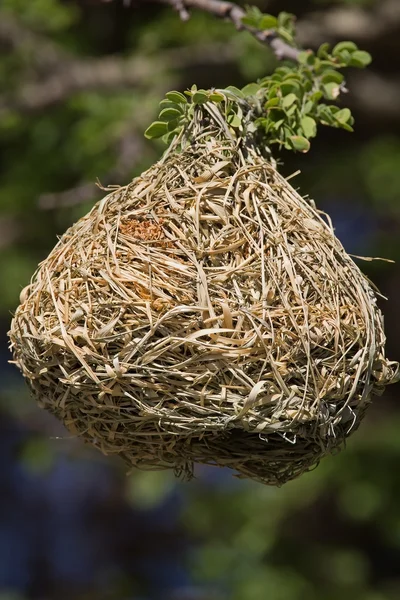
[9,122,398,486]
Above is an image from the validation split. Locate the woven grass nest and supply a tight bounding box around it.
[9,113,398,486]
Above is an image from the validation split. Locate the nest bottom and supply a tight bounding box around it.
[113,424,348,486]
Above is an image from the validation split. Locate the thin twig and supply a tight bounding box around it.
[157,0,301,61]
[101,0,301,61]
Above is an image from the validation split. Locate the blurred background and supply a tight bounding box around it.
[1,0,400,598]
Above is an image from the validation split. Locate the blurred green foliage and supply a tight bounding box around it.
[178,415,400,600]
[2,0,79,31]
[0,0,399,599]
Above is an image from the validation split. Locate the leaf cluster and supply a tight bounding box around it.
[145,11,371,155]
[241,7,297,45]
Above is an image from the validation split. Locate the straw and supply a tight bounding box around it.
[9,106,399,486]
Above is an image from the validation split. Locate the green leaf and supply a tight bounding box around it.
[268,109,285,123]
[241,83,261,97]
[165,129,182,145]
[310,91,323,102]
[317,43,330,59]
[349,51,372,68]
[303,100,314,113]
[289,135,311,153]
[277,11,295,30]
[159,99,180,110]
[225,86,245,99]
[301,116,317,138]
[283,125,295,138]
[159,108,182,122]
[209,91,225,102]
[144,121,169,139]
[281,81,301,95]
[192,90,209,104]
[339,122,354,132]
[282,72,302,82]
[336,50,353,66]
[267,85,279,98]
[313,58,322,73]
[241,6,263,28]
[323,82,341,100]
[165,91,187,104]
[241,16,257,27]
[334,108,354,131]
[302,78,313,93]
[335,108,352,125]
[228,113,242,128]
[321,70,345,85]
[271,73,284,83]
[285,104,297,117]
[167,118,180,132]
[259,15,278,29]
[332,41,358,56]
[277,27,294,43]
[298,50,314,65]
[254,117,269,129]
[273,119,285,130]
[265,97,280,109]
[275,66,292,75]
[282,93,297,108]
[318,105,336,125]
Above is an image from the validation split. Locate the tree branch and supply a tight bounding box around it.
[161,0,301,61]
[121,0,301,61]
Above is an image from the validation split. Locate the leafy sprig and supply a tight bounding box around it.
[145,11,372,154]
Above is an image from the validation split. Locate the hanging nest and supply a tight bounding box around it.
[9,122,398,486]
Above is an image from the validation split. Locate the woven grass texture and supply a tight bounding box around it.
[9,135,398,486]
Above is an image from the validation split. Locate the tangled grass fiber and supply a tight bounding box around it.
[9,128,398,485]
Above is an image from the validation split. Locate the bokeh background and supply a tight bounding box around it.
[1,0,400,599]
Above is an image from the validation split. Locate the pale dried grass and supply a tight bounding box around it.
[9,117,398,485]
